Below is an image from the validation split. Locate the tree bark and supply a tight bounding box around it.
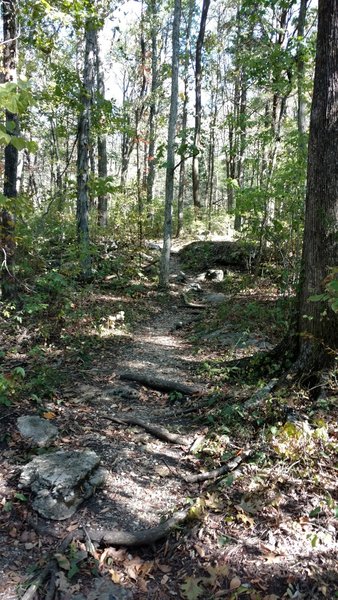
[146,0,159,208]
[95,27,108,228]
[1,0,18,300]
[77,18,96,278]
[159,0,181,288]
[296,0,338,369]
[192,0,210,213]
[176,0,194,237]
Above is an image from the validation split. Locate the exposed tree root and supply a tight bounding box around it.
[102,414,191,446]
[184,450,252,483]
[120,371,203,396]
[181,292,206,309]
[85,507,190,546]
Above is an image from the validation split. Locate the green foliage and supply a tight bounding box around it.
[309,267,338,314]
[0,366,25,406]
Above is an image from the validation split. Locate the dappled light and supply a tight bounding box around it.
[0,0,337,598]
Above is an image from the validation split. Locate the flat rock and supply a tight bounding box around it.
[19,450,106,520]
[17,415,58,447]
[203,292,226,304]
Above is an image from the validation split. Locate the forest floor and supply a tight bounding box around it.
[0,238,337,600]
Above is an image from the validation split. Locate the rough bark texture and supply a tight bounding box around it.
[95,28,108,228]
[77,19,95,278]
[192,0,210,212]
[297,0,338,369]
[159,0,181,288]
[1,0,18,300]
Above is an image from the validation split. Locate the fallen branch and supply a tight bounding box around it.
[102,414,190,446]
[120,371,203,396]
[184,450,252,483]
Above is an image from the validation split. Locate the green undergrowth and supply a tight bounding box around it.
[0,238,160,409]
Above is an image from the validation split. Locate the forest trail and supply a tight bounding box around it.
[0,243,337,600]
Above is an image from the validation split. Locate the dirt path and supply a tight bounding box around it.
[1,247,337,600]
[0,250,214,599]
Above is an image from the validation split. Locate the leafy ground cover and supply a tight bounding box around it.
[0,240,337,600]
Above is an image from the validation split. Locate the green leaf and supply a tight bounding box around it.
[10,136,27,151]
[67,561,80,579]
[309,506,321,518]
[14,492,27,502]
[13,367,25,378]
[0,130,11,145]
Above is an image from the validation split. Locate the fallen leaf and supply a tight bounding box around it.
[230,576,241,590]
[206,564,229,583]
[100,547,127,564]
[138,577,148,592]
[42,412,56,420]
[54,553,71,571]
[109,568,121,584]
[157,563,172,573]
[180,576,204,600]
[194,544,206,558]
[154,465,171,477]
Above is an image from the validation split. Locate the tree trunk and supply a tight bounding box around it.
[1,0,18,300]
[297,0,308,155]
[95,27,108,228]
[192,0,210,213]
[146,0,159,208]
[77,18,95,278]
[296,0,338,370]
[159,0,181,288]
[176,0,194,237]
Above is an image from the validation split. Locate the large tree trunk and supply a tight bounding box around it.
[296,0,338,370]
[77,19,96,278]
[192,0,210,213]
[1,0,18,300]
[159,0,181,288]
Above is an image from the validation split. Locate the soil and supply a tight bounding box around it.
[0,244,337,600]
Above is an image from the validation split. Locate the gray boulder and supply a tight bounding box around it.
[19,450,106,520]
[203,292,226,304]
[17,415,58,447]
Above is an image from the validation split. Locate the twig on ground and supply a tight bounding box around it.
[184,450,252,483]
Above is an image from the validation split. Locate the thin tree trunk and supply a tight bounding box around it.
[297,0,308,154]
[77,18,95,279]
[192,0,210,213]
[159,0,181,288]
[1,0,18,300]
[176,0,194,237]
[146,0,159,207]
[95,28,108,227]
